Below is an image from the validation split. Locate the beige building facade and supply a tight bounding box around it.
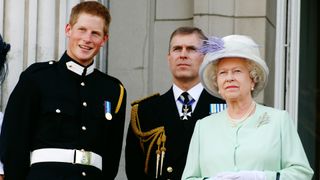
[1,0,318,179]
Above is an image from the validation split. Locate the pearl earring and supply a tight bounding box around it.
[251,87,254,91]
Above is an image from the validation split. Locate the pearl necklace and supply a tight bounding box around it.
[227,101,256,127]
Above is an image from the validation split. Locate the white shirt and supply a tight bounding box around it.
[172,83,203,118]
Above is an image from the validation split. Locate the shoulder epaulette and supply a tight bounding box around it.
[131,93,160,106]
[24,60,57,73]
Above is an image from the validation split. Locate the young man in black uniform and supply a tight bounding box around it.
[0,1,126,179]
[125,27,225,180]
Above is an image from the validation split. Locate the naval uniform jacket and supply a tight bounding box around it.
[125,88,224,180]
[0,52,126,180]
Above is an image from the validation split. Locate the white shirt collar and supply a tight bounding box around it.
[66,61,95,76]
[173,83,204,102]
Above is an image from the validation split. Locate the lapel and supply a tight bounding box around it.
[159,88,181,124]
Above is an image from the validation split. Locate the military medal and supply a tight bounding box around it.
[182,105,192,120]
[178,93,195,120]
[104,101,112,120]
[210,103,227,114]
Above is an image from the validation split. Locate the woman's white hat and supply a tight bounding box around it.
[199,35,269,98]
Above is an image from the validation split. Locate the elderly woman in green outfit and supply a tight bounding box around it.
[182,35,313,180]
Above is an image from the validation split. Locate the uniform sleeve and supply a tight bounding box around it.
[265,111,314,179]
[125,100,154,180]
[125,121,151,180]
[102,85,127,179]
[182,121,204,180]
[1,71,39,179]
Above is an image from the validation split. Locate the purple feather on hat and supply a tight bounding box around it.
[198,36,224,54]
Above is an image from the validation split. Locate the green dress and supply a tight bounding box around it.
[182,104,313,180]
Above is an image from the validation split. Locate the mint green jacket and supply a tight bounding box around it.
[182,104,313,180]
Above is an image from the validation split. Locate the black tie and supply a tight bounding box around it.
[179,92,194,120]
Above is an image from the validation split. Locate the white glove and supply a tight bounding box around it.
[211,171,267,180]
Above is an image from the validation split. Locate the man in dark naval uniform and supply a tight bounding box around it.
[0,1,126,180]
[125,27,225,180]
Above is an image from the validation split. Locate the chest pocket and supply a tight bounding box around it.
[41,99,77,118]
[35,100,78,142]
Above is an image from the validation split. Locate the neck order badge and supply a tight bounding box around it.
[178,92,195,120]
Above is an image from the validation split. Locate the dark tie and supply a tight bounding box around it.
[178,92,194,120]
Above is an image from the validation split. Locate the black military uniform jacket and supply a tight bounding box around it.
[0,52,126,180]
[125,88,224,180]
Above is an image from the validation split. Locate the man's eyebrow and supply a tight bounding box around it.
[171,45,182,49]
[171,45,197,48]
[186,45,197,49]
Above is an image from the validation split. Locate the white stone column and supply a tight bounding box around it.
[2,0,26,108]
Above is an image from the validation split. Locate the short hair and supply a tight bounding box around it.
[168,26,207,51]
[210,58,264,97]
[69,1,111,35]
